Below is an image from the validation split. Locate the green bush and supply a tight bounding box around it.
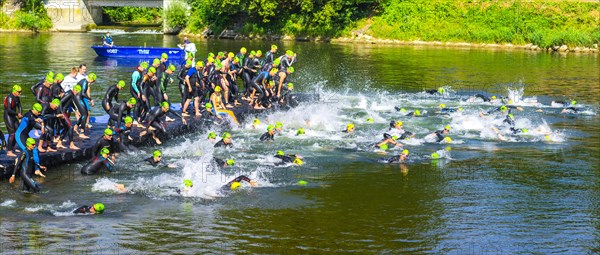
[12,11,52,31]
[164,0,188,30]
[103,7,162,24]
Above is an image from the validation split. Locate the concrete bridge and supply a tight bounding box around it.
[44,0,174,31]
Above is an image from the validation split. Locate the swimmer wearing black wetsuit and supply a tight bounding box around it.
[102,81,123,114]
[260,127,276,141]
[221,175,253,191]
[9,139,45,193]
[4,86,22,155]
[139,102,186,144]
[81,154,114,175]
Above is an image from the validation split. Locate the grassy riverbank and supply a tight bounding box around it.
[178,0,599,49]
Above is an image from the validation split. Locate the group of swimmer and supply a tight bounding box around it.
[1,42,299,214]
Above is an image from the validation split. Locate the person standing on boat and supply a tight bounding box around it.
[102,80,125,114]
[52,73,65,99]
[103,32,114,47]
[77,73,96,130]
[158,64,176,104]
[4,85,23,157]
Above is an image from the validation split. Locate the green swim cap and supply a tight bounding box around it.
[267,125,275,131]
[196,61,204,67]
[491,96,497,100]
[168,64,176,72]
[152,58,160,66]
[51,98,61,106]
[269,68,278,74]
[233,57,240,63]
[186,60,193,66]
[508,114,514,120]
[208,132,217,139]
[228,52,235,58]
[297,180,308,186]
[100,148,110,155]
[431,152,440,159]
[128,97,137,105]
[140,62,149,69]
[458,107,464,111]
[214,86,222,92]
[222,132,231,139]
[208,52,215,58]
[161,52,169,59]
[73,85,82,93]
[439,103,446,108]
[250,50,256,56]
[273,58,280,66]
[287,67,295,73]
[226,159,235,166]
[571,100,577,105]
[379,143,388,151]
[402,149,409,155]
[443,137,452,143]
[445,146,452,151]
[148,66,157,74]
[187,52,194,59]
[93,203,105,213]
[32,103,42,112]
[153,150,161,158]
[104,128,113,136]
[183,179,193,187]
[217,52,225,58]
[438,87,445,94]
[12,84,22,93]
[230,181,241,190]
[46,71,55,78]
[395,121,403,127]
[414,110,421,116]
[399,108,406,113]
[26,138,36,146]
[161,101,170,109]
[347,123,355,129]
[276,150,284,156]
[240,47,247,52]
[256,50,262,56]
[253,118,260,125]
[392,135,398,140]
[287,83,294,89]
[117,80,126,88]
[271,44,278,50]
[445,125,451,131]
[286,50,293,56]
[275,122,283,128]
[88,73,97,81]
[215,61,223,69]
[296,128,305,135]
[124,116,133,124]
[500,105,508,112]
[205,103,213,110]
[45,76,54,83]
[366,117,374,123]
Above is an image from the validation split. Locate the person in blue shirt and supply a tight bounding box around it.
[15,103,44,152]
[103,32,113,47]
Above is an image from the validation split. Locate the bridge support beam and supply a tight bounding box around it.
[45,0,103,31]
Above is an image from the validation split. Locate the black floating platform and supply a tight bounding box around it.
[0,93,319,178]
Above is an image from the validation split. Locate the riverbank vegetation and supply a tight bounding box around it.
[0,0,52,31]
[176,0,599,48]
[102,7,162,25]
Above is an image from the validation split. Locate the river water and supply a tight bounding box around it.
[0,32,599,254]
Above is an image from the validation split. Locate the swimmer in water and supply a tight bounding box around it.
[343,123,355,133]
[260,125,276,141]
[73,203,105,214]
[386,149,410,163]
[214,132,233,148]
[214,158,235,167]
[221,175,257,191]
[274,150,304,165]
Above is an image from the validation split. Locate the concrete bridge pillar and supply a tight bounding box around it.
[45,0,102,31]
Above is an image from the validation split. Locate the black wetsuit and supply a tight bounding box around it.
[279,55,296,72]
[12,147,42,192]
[440,108,460,113]
[114,124,134,152]
[242,56,255,96]
[251,71,271,105]
[143,106,183,134]
[39,103,59,147]
[221,175,252,191]
[102,85,120,114]
[399,131,413,140]
[4,92,21,151]
[92,136,118,157]
[30,79,44,97]
[58,91,80,145]
[108,102,132,128]
[474,94,492,102]
[73,205,94,214]
[36,84,53,104]
[434,130,445,143]
[177,65,191,106]
[275,154,295,165]
[214,139,233,148]
[144,157,160,167]
[387,155,405,163]
[487,105,518,115]
[264,51,276,65]
[81,155,114,175]
[51,81,64,99]
[259,132,274,141]
[130,69,145,121]
[157,70,172,103]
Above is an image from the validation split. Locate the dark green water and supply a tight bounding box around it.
[0,32,599,254]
